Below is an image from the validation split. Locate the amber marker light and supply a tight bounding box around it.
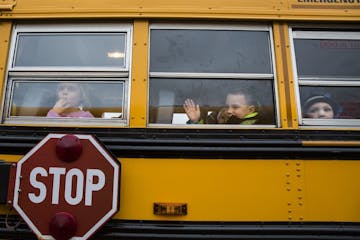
[55,134,83,162]
[153,203,187,216]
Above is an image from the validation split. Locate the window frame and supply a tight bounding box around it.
[2,23,133,126]
[290,28,360,127]
[148,23,280,128]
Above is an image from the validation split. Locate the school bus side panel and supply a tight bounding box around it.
[116,158,290,221]
[302,160,360,222]
[113,158,360,222]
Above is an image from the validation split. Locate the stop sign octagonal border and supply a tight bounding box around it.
[12,134,120,240]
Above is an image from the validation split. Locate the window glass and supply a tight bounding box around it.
[9,80,124,119]
[150,29,272,73]
[294,39,360,78]
[292,30,360,126]
[3,23,131,125]
[300,86,360,119]
[149,79,276,125]
[149,25,277,127]
[14,33,126,67]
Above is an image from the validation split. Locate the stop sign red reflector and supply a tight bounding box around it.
[56,134,83,162]
[49,212,77,240]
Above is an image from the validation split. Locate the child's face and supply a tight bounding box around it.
[225,93,255,119]
[57,83,82,107]
[306,102,334,119]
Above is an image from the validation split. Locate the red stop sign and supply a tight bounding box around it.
[13,134,120,240]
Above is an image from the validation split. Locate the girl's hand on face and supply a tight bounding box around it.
[52,98,74,114]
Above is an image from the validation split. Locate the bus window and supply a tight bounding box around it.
[3,23,132,125]
[8,80,125,119]
[14,33,127,68]
[148,24,278,127]
[291,30,360,126]
[149,79,276,125]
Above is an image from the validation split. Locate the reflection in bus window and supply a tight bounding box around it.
[10,81,124,119]
[149,79,276,125]
[300,86,360,120]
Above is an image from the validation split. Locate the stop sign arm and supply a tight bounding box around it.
[0,161,17,206]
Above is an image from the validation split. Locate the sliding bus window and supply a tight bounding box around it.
[7,80,125,120]
[148,24,278,127]
[14,33,127,68]
[291,30,360,126]
[3,23,132,125]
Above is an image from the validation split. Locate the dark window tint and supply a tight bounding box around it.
[294,39,360,78]
[14,34,126,67]
[150,30,272,73]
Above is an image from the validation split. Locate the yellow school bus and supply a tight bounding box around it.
[0,0,360,239]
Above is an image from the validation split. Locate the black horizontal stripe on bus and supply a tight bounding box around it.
[1,216,360,240]
[0,127,359,159]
